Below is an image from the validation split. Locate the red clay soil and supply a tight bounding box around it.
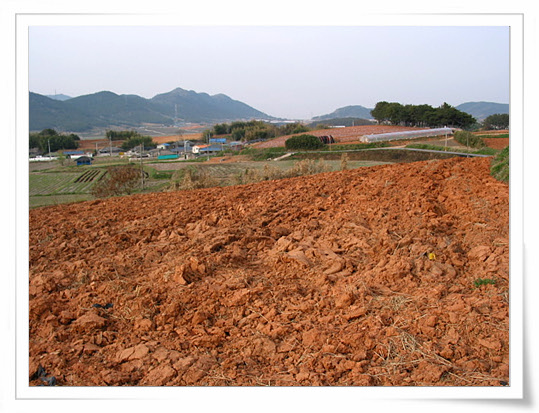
[253,125,424,148]
[473,130,509,150]
[29,157,509,387]
[482,138,509,150]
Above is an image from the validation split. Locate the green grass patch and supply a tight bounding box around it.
[406,143,454,152]
[473,147,499,156]
[474,278,497,288]
[476,133,509,139]
[146,167,173,180]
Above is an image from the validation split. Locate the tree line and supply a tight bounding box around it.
[106,130,141,140]
[105,130,157,150]
[483,113,509,130]
[370,102,476,129]
[203,120,311,142]
[29,129,80,153]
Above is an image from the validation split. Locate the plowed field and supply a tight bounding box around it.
[29,157,509,386]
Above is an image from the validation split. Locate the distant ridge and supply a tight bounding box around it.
[30,88,275,132]
[455,101,509,121]
[46,94,72,101]
[312,105,374,121]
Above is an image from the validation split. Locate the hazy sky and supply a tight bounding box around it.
[29,25,510,119]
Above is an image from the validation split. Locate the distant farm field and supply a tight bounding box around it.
[29,169,107,208]
[29,170,106,196]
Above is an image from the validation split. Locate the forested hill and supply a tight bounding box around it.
[29,88,274,132]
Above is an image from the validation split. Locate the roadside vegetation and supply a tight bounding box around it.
[490,146,509,183]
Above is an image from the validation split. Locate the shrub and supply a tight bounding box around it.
[285,134,325,150]
[285,159,331,177]
[454,130,485,149]
[177,167,219,190]
[91,165,141,198]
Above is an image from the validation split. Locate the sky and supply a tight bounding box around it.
[29,25,510,120]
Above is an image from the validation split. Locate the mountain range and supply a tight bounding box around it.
[30,88,509,133]
[30,88,275,132]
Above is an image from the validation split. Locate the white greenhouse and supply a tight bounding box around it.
[360,127,454,143]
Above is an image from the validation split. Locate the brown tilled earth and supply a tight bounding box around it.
[29,157,509,386]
